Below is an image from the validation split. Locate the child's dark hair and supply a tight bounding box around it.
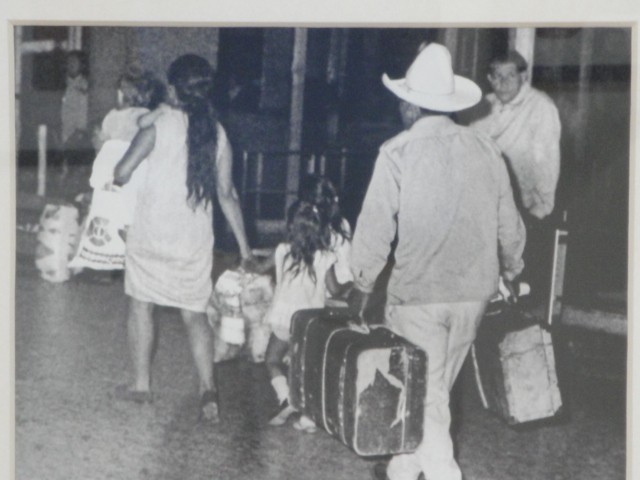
[167,54,218,209]
[119,65,166,109]
[285,200,330,283]
[298,174,350,241]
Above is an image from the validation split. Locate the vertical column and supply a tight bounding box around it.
[68,26,82,51]
[361,30,381,114]
[326,28,341,145]
[441,28,459,64]
[576,29,595,195]
[260,28,294,112]
[286,27,308,209]
[37,125,47,196]
[509,28,536,80]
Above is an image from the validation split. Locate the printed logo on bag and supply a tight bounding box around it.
[87,217,112,247]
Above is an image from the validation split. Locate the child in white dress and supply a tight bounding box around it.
[298,174,353,289]
[90,66,164,227]
[265,200,352,430]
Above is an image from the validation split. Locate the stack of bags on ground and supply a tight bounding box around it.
[207,268,274,363]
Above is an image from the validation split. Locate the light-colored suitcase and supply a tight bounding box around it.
[471,225,568,425]
[471,314,562,424]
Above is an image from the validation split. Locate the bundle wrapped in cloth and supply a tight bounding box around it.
[35,204,81,283]
[206,268,273,363]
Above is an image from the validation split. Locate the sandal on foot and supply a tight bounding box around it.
[199,390,220,424]
[114,384,153,404]
[293,415,317,433]
[268,399,296,426]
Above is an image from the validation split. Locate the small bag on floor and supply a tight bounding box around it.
[241,273,274,362]
[68,188,127,271]
[206,269,274,363]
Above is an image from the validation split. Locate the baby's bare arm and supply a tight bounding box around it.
[137,105,166,129]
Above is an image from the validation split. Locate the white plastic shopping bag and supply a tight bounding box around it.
[69,188,127,271]
[90,139,148,226]
[35,204,81,283]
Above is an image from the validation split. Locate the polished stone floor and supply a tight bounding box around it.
[14,261,626,480]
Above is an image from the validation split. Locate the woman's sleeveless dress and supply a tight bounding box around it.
[125,108,227,312]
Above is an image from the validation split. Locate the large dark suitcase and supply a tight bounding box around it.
[289,308,427,456]
[471,305,563,425]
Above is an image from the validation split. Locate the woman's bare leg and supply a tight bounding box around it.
[180,309,215,394]
[127,298,155,392]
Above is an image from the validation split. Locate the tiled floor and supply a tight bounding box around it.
[13,261,626,480]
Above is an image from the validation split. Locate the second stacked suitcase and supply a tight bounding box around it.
[471,305,563,425]
[289,308,427,456]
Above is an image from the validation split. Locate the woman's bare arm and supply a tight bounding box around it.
[215,128,253,261]
[113,126,156,186]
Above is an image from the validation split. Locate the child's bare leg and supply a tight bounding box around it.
[265,333,295,425]
[265,333,289,380]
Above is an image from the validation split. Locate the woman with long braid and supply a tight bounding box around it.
[112,54,253,422]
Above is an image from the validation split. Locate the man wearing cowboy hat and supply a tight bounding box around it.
[349,43,526,480]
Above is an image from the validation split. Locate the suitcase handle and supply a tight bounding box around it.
[322,307,371,334]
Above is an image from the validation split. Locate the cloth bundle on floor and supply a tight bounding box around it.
[206,268,274,363]
[35,204,81,283]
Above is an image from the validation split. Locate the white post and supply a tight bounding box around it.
[37,125,47,196]
[286,27,308,209]
[307,154,315,174]
[509,28,536,81]
[68,26,82,51]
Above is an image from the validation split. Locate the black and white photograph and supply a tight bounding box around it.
[6,15,638,480]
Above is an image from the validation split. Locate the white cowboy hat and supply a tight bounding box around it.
[382,43,482,112]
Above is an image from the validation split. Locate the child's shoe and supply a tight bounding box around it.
[293,414,317,433]
[268,399,296,426]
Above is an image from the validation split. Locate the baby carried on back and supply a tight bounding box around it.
[70,66,165,271]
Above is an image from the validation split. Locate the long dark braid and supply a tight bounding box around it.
[167,54,218,209]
